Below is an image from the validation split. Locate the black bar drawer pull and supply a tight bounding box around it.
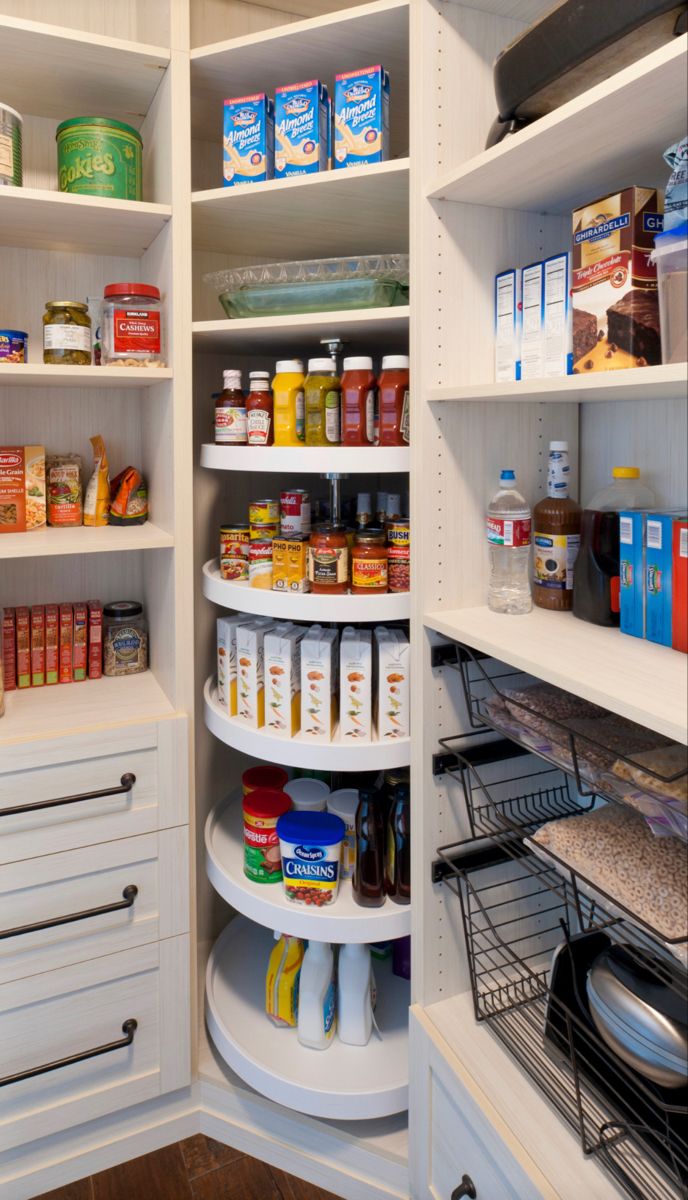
[452,1177,477,1199]
[0,884,138,941]
[1,773,136,819]
[0,1019,137,1088]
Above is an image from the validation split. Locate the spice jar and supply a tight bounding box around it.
[103,601,148,676]
[43,301,92,365]
[341,357,376,446]
[352,528,388,594]
[101,283,163,366]
[378,355,410,445]
[308,524,348,594]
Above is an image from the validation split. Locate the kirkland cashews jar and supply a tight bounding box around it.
[277,810,345,906]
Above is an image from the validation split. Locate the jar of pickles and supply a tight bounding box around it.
[43,301,92,365]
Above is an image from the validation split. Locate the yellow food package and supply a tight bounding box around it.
[265,932,304,1028]
[83,434,110,527]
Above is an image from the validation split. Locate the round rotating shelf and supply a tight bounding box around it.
[200,444,410,474]
[204,677,411,770]
[205,917,409,1120]
[206,793,411,943]
[203,559,411,622]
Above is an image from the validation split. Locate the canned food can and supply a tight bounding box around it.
[220,556,249,582]
[56,117,142,200]
[220,524,250,559]
[387,519,410,547]
[388,545,410,592]
[0,329,28,362]
[250,521,279,541]
[280,489,311,537]
[249,539,274,590]
[249,499,279,525]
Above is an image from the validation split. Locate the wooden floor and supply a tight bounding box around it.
[35,1138,341,1200]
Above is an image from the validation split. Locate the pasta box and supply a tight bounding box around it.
[0,445,46,533]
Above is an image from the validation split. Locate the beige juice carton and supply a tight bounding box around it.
[265,625,307,737]
[236,618,282,728]
[216,613,252,715]
[374,626,410,741]
[340,626,372,743]
[301,625,339,741]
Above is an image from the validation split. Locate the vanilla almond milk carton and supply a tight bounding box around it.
[374,626,410,741]
[334,65,389,169]
[223,93,274,186]
[216,613,252,715]
[301,625,338,741]
[235,618,280,727]
[340,626,372,743]
[265,624,306,738]
[274,80,329,178]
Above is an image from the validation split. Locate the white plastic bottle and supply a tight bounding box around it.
[487,468,532,614]
[337,943,374,1046]
[297,940,336,1051]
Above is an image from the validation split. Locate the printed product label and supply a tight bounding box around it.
[215,406,247,442]
[44,325,91,352]
[388,546,410,591]
[0,133,12,174]
[681,528,688,558]
[281,844,339,906]
[325,390,340,443]
[365,390,375,444]
[112,627,142,663]
[308,545,348,586]
[295,390,305,442]
[647,520,662,550]
[247,409,271,444]
[533,532,580,590]
[487,516,531,548]
[619,516,633,544]
[112,308,161,355]
[323,981,336,1037]
[400,391,410,444]
[352,555,388,589]
[244,815,282,883]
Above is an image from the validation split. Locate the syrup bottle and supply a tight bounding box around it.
[352,787,385,908]
[385,782,410,905]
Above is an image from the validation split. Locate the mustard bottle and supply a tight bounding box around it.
[273,359,305,446]
[305,357,341,446]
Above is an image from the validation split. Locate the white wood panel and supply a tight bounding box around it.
[580,396,688,511]
[0,525,174,561]
[0,1,170,46]
[0,189,171,256]
[193,307,410,352]
[0,366,172,389]
[428,365,688,405]
[0,688,170,756]
[191,0,371,48]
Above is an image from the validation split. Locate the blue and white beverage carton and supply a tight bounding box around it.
[494,268,522,382]
[334,65,389,169]
[223,94,274,186]
[274,80,329,179]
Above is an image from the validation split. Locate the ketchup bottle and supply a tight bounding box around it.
[378,355,410,446]
[352,787,385,908]
[341,357,376,446]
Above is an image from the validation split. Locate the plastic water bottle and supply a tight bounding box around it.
[487,469,532,614]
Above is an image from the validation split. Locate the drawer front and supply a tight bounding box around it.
[0,827,189,984]
[0,936,189,1152]
[0,718,188,863]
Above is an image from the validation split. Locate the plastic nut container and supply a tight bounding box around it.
[101,283,164,367]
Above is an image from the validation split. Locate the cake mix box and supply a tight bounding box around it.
[571,187,663,372]
[223,94,274,186]
[2,607,16,692]
[274,80,329,178]
[334,65,389,168]
[264,625,306,738]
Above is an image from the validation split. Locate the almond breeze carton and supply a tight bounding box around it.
[265,625,306,738]
[274,80,329,178]
[223,94,274,186]
[334,66,389,169]
[301,625,338,741]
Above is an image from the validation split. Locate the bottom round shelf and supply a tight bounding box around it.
[205,917,410,1120]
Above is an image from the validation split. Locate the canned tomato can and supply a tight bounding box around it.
[220,523,249,556]
[280,489,311,537]
[249,498,279,525]
[249,538,274,589]
[250,521,279,541]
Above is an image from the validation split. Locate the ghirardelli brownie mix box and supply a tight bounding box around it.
[571,187,663,373]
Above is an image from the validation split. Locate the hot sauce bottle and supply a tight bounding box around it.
[341,356,376,446]
[246,371,274,445]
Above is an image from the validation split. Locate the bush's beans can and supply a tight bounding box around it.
[280,489,311,537]
[249,499,279,525]
[387,519,410,592]
[220,524,249,580]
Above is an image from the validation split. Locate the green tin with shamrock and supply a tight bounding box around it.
[56,117,142,201]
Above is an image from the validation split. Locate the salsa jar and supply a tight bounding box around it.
[341,356,376,446]
[351,528,388,593]
[101,283,163,367]
[308,524,348,594]
[378,355,410,445]
[43,301,91,365]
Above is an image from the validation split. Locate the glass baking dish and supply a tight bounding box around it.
[204,254,410,318]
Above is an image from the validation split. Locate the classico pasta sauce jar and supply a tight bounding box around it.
[56,117,142,200]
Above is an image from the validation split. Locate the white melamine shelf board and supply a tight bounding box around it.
[190,0,409,140]
[0,365,172,389]
[424,606,688,744]
[204,678,411,770]
[201,444,409,474]
[193,308,410,354]
[441,0,551,14]
[0,523,174,561]
[206,794,411,943]
[0,16,169,124]
[0,671,175,747]
[192,160,409,259]
[203,560,411,621]
[428,364,688,404]
[206,919,409,1119]
[427,38,688,212]
[0,189,171,257]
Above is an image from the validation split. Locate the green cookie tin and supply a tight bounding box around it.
[56,117,142,201]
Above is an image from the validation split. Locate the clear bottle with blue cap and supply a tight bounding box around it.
[486,468,532,614]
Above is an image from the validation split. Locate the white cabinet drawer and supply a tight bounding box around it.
[0,718,187,863]
[0,828,189,983]
[0,936,190,1152]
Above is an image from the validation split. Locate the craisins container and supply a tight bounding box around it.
[101,283,164,367]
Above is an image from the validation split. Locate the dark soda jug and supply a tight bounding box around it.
[573,468,654,627]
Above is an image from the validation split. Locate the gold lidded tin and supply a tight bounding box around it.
[249,498,279,525]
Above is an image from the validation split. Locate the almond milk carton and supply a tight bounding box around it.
[340,626,372,743]
[301,625,339,741]
[236,618,284,727]
[265,625,307,737]
[374,626,410,741]
[216,613,253,715]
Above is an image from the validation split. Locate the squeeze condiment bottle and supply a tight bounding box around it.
[215,369,246,444]
[246,372,274,445]
[273,359,305,446]
[341,356,376,446]
[533,441,581,612]
[378,354,410,446]
[304,358,341,446]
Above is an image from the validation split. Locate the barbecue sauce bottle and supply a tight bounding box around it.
[352,787,385,908]
[533,441,581,611]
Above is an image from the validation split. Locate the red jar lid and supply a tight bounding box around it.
[243,789,292,820]
[104,282,160,300]
[243,765,289,792]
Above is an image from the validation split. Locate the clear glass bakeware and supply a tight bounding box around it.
[204,254,410,318]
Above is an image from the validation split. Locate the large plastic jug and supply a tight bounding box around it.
[297,940,336,1050]
[337,943,374,1046]
[573,467,655,627]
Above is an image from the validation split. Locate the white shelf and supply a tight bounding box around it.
[0,16,169,124]
[205,918,409,1119]
[192,161,409,259]
[0,672,175,748]
[428,364,688,405]
[427,38,687,213]
[0,189,171,257]
[0,364,172,389]
[193,307,410,354]
[204,677,411,770]
[0,523,174,561]
[203,560,411,622]
[200,443,409,474]
[424,605,688,744]
[206,794,411,943]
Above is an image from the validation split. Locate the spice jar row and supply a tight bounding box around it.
[214,355,409,447]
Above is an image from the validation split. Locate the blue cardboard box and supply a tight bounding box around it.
[646,513,687,646]
[223,94,274,186]
[274,80,329,178]
[334,65,389,169]
[619,510,647,639]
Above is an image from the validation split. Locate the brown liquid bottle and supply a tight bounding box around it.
[385,782,410,905]
[533,441,581,611]
[352,787,385,908]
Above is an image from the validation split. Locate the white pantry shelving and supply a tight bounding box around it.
[200,443,409,473]
[0,188,171,256]
[206,918,409,1120]
[203,559,410,621]
[427,363,688,405]
[0,524,174,561]
[0,364,173,388]
[193,307,410,353]
[206,795,411,943]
